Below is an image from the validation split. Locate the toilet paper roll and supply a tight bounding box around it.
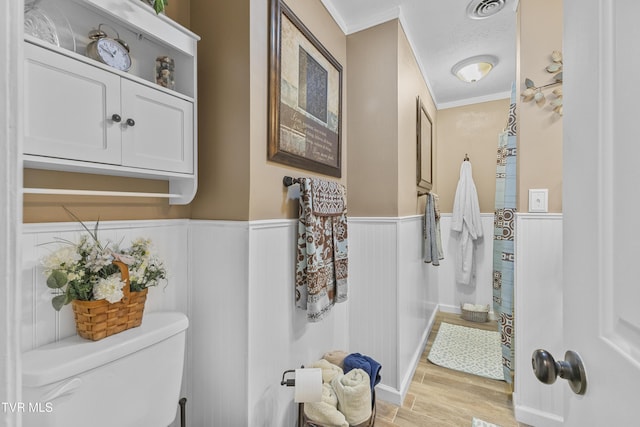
[294,368,323,403]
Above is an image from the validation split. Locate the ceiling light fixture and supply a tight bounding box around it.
[451,55,498,83]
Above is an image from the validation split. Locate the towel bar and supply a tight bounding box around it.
[283,176,300,187]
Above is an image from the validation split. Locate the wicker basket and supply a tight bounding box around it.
[299,392,377,427]
[71,260,148,341]
[460,303,490,323]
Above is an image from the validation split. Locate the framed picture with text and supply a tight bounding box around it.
[268,0,343,177]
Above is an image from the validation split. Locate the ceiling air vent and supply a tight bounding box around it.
[466,0,507,19]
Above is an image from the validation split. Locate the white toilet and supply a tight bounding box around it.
[22,312,188,427]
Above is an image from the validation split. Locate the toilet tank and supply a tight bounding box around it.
[22,312,188,427]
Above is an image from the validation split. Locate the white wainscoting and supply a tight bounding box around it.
[21,220,191,349]
[20,215,561,424]
[348,216,438,405]
[514,213,564,427]
[189,219,349,427]
[437,214,496,316]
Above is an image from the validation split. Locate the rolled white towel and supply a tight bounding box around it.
[331,368,372,425]
[304,383,349,427]
[308,359,344,384]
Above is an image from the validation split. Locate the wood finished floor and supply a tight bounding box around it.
[374,311,531,427]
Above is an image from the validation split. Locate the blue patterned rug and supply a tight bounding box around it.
[427,322,504,381]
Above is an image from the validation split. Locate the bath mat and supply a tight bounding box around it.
[427,323,504,380]
[472,418,502,427]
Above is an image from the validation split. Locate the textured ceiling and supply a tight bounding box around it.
[321,0,518,108]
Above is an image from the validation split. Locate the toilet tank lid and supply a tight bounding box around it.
[22,312,189,388]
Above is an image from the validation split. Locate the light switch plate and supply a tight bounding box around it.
[529,189,549,213]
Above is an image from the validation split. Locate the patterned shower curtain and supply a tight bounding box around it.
[493,84,517,383]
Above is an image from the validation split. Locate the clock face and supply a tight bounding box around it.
[96,38,131,71]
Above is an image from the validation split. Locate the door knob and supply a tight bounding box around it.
[532,349,587,395]
[126,118,135,126]
[111,114,121,123]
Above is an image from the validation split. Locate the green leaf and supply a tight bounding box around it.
[555,72,563,83]
[46,270,68,289]
[51,294,68,311]
[546,63,562,73]
[153,0,165,13]
[525,78,535,88]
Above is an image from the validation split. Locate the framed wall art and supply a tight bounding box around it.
[416,96,433,191]
[268,0,343,177]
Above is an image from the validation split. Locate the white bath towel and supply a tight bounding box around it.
[304,383,349,427]
[331,369,372,425]
[308,359,344,384]
[451,161,483,285]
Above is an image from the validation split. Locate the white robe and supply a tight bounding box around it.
[451,161,483,285]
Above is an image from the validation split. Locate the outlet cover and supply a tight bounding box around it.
[529,189,549,213]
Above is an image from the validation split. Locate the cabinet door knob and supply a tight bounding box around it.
[126,118,135,127]
[111,114,122,123]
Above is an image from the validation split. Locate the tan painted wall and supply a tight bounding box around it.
[397,22,437,217]
[22,4,192,224]
[436,99,511,214]
[190,0,347,221]
[189,0,251,220]
[517,0,563,213]
[347,19,435,217]
[346,20,398,217]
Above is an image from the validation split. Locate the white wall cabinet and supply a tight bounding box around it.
[23,0,199,204]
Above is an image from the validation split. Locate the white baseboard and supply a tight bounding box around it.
[513,392,564,427]
[376,306,438,407]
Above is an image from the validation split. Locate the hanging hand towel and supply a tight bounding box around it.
[295,178,348,322]
[424,193,444,265]
[451,161,483,285]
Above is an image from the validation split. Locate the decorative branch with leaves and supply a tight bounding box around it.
[522,50,563,116]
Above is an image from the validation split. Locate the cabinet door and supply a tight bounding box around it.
[24,43,122,165]
[120,80,194,174]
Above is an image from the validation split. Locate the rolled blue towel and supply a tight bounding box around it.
[343,353,381,391]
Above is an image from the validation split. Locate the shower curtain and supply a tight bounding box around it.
[493,84,517,383]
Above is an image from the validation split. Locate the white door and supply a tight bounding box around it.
[23,42,122,165]
[121,79,194,174]
[560,0,640,424]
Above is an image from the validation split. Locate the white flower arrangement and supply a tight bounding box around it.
[41,209,167,311]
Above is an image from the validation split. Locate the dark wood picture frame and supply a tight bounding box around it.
[268,0,343,177]
[416,96,433,191]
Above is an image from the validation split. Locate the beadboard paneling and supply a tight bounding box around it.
[189,221,250,427]
[21,220,190,350]
[397,217,436,394]
[247,220,349,426]
[349,219,400,392]
[349,217,438,405]
[514,213,564,427]
[437,214,496,314]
